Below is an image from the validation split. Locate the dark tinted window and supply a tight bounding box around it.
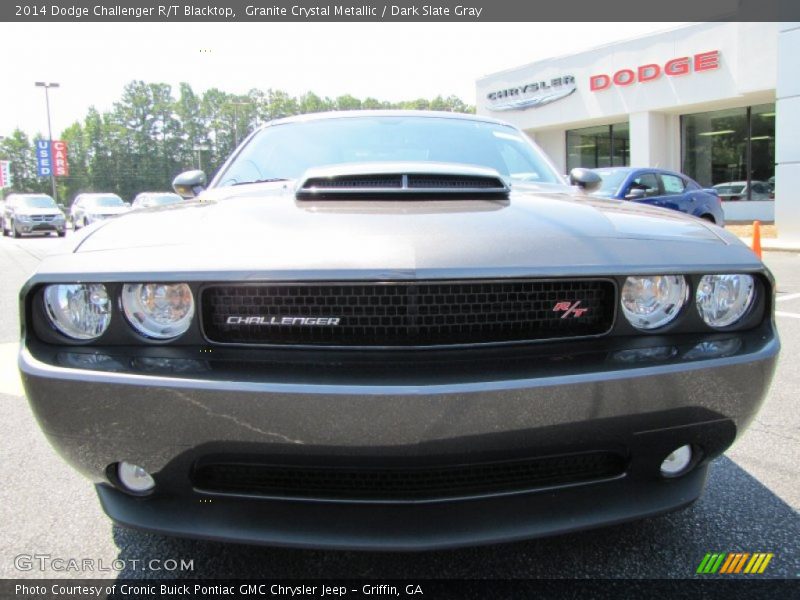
[628,173,660,198]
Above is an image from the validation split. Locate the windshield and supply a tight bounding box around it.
[87,196,124,207]
[21,196,57,208]
[591,170,630,198]
[215,116,561,187]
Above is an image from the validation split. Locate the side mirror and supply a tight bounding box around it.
[173,170,207,199]
[568,168,602,192]
[625,188,647,200]
[57,203,66,210]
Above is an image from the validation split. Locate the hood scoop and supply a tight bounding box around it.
[296,162,510,200]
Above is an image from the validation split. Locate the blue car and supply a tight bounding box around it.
[591,167,725,226]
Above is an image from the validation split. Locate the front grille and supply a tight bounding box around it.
[407,174,503,188]
[31,215,56,222]
[296,171,509,199]
[192,452,626,501]
[303,175,403,189]
[201,279,616,347]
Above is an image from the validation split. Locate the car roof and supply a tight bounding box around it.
[593,167,687,177]
[261,110,514,130]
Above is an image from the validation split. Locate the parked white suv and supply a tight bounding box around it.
[71,193,129,230]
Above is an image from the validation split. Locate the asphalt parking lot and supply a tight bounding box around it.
[0,231,798,581]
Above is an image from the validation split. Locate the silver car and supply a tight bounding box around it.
[20,112,778,550]
[712,180,773,201]
[131,192,183,210]
[70,193,129,230]
[2,193,66,237]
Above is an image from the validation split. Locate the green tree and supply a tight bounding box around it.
[60,121,90,203]
[5,80,475,203]
[0,130,49,195]
[335,94,362,111]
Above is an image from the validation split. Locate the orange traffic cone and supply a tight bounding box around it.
[751,220,762,259]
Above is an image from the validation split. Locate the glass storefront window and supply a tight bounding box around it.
[681,104,775,201]
[750,104,776,198]
[566,123,629,172]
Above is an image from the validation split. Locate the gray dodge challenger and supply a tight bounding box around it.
[19,111,779,550]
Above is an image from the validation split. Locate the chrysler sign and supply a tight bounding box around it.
[486,76,577,111]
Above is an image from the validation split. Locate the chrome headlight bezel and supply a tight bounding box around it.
[43,283,113,341]
[620,275,689,331]
[121,283,195,340]
[695,274,756,329]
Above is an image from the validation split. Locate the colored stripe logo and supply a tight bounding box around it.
[697,552,773,574]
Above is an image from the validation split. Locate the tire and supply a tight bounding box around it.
[11,220,20,238]
[57,231,66,238]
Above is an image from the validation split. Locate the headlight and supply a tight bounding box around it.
[43,284,112,340]
[121,283,195,339]
[620,275,688,330]
[17,214,32,221]
[695,274,755,328]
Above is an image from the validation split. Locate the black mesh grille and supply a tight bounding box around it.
[303,175,403,188]
[201,280,616,347]
[192,452,626,501]
[407,174,504,188]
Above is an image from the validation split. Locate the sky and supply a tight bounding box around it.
[0,22,686,138]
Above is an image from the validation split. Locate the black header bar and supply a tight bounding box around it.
[2,0,800,22]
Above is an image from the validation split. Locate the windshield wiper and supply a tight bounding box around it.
[231,178,291,186]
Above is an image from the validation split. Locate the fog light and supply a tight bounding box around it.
[660,445,693,477]
[117,462,155,493]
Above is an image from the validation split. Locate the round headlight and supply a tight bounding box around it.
[121,283,195,340]
[696,274,755,328]
[621,275,688,330]
[44,283,112,340]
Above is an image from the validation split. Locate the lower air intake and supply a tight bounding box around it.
[192,452,627,501]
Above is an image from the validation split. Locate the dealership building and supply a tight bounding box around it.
[477,22,800,239]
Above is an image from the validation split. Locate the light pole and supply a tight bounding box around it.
[194,144,209,171]
[226,101,251,146]
[35,81,60,203]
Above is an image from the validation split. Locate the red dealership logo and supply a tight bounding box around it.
[590,50,720,92]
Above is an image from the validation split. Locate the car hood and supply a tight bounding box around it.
[15,207,63,217]
[38,184,760,279]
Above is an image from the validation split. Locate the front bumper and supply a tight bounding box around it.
[17,221,65,234]
[20,328,778,549]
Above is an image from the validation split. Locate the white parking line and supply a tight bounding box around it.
[776,292,800,303]
[776,311,800,320]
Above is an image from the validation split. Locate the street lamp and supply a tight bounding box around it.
[194,145,209,171]
[226,101,251,146]
[35,81,60,203]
